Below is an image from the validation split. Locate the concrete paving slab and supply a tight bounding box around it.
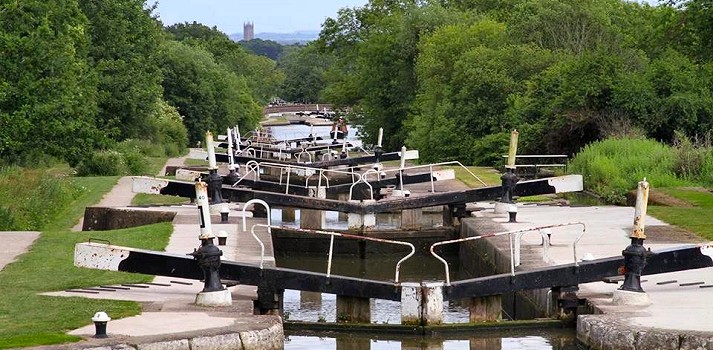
[69,312,236,337]
[0,231,40,271]
[473,201,713,339]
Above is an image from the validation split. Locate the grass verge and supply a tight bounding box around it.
[449,166,501,187]
[0,161,174,348]
[0,223,172,349]
[648,187,713,241]
[132,193,190,206]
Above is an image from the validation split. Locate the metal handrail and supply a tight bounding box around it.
[430,222,586,285]
[231,161,260,187]
[514,229,550,267]
[251,224,415,283]
[349,170,374,201]
[377,161,487,188]
[241,199,271,269]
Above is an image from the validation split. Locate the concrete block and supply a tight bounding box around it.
[195,289,233,307]
[400,282,422,325]
[135,339,189,350]
[401,208,422,229]
[612,289,651,306]
[422,282,443,325]
[191,333,242,350]
[240,323,284,350]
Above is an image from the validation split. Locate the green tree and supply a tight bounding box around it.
[278,44,335,103]
[79,0,165,141]
[507,0,622,55]
[409,19,559,163]
[319,2,464,150]
[167,22,284,105]
[160,40,261,145]
[239,39,284,60]
[0,0,101,166]
[646,49,713,140]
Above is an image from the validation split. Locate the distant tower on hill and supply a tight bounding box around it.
[243,22,254,41]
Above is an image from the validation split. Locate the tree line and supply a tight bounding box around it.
[0,0,285,168]
[302,0,713,165]
[3,0,712,170]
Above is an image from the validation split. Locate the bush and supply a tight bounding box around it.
[0,206,15,231]
[75,150,126,176]
[0,167,80,230]
[151,100,188,156]
[116,139,163,158]
[122,149,148,175]
[569,137,686,204]
[472,132,509,166]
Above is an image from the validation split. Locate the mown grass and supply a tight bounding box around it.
[0,224,172,349]
[132,193,190,206]
[450,166,501,187]
[0,164,173,348]
[648,187,713,241]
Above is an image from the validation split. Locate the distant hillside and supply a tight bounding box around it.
[230,30,319,44]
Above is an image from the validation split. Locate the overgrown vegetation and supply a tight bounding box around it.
[568,136,713,204]
[0,167,84,230]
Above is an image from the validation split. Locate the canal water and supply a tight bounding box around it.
[268,124,579,349]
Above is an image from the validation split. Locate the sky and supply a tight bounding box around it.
[153,0,370,35]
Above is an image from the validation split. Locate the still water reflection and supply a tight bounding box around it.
[283,331,579,350]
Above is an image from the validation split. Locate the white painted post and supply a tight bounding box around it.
[206,131,217,170]
[507,129,519,169]
[233,125,241,152]
[195,181,212,238]
[377,128,383,147]
[632,178,649,239]
[227,128,236,171]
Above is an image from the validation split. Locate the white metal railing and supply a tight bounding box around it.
[430,222,587,285]
[232,161,362,197]
[250,224,415,283]
[361,161,487,193]
[241,199,271,269]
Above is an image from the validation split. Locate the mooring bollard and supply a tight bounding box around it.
[216,230,228,246]
[507,203,518,223]
[613,178,651,305]
[220,206,229,223]
[91,311,110,338]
